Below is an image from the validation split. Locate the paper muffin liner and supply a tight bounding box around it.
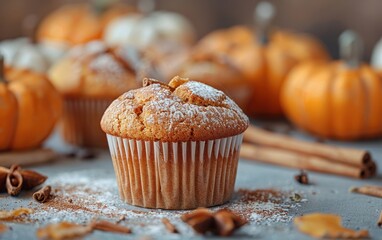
[106,133,244,210]
[61,97,112,148]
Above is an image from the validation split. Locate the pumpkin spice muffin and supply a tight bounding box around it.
[49,41,158,148]
[101,76,249,209]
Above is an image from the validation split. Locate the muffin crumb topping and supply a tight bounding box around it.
[101,76,249,142]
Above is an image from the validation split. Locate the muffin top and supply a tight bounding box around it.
[49,41,159,99]
[101,76,249,142]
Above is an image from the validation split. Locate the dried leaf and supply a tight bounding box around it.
[290,193,302,202]
[0,208,33,220]
[294,213,369,239]
[0,223,8,233]
[91,220,131,234]
[36,222,92,240]
[181,208,246,236]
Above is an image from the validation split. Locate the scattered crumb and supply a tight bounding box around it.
[3,172,305,237]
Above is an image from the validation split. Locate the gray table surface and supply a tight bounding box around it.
[1,122,382,240]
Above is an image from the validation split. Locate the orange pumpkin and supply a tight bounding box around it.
[0,59,62,150]
[194,2,329,117]
[37,2,136,46]
[281,31,382,140]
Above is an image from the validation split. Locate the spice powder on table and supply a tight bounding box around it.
[6,173,304,236]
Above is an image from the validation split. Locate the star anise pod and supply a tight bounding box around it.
[181,208,247,236]
[213,209,247,236]
[181,208,215,234]
[0,164,47,196]
[0,166,8,192]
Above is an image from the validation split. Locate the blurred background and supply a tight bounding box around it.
[1,0,382,60]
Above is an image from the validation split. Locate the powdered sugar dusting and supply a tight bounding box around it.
[69,41,107,58]
[102,80,249,141]
[19,171,303,237]
[141,85,242,135]
[117,45,143,70]
[183,81,225,102]
[89,53,126,77]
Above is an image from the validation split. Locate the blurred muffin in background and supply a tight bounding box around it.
[177,53,251,111]
[103,0,195,78]
[49,41,159,148]
[36,1,136,65]
[193,26,253,55]
[143,40,191,80]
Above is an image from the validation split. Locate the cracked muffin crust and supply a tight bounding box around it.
[101,76,249,142]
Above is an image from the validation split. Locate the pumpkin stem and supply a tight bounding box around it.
[254,1,275,44]
[91,0,118,15]
[339,30,363,68]
[22,15,39,44]
[138,0,155,15]
[0,55,6,83]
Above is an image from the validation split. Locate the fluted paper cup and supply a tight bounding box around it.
[106,133,244,210]
[61,97,112,148]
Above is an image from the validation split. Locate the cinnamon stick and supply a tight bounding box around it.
[240,143,367,179]
[350,185,382,198]
[33,186,52,203]
[378,211,382,228]
[6,165,23,196]
[244,125,370,167]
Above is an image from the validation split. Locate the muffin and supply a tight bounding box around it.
[49,41,158,148]
[177,53,251,110]
[143,40,191,80]
[101,76,249,209]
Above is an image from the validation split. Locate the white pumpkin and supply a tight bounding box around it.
[104,11,195,48]
[37,40,68,65]
[0,38,50,73]
[0,38,68,73]
[371,37,382,69]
